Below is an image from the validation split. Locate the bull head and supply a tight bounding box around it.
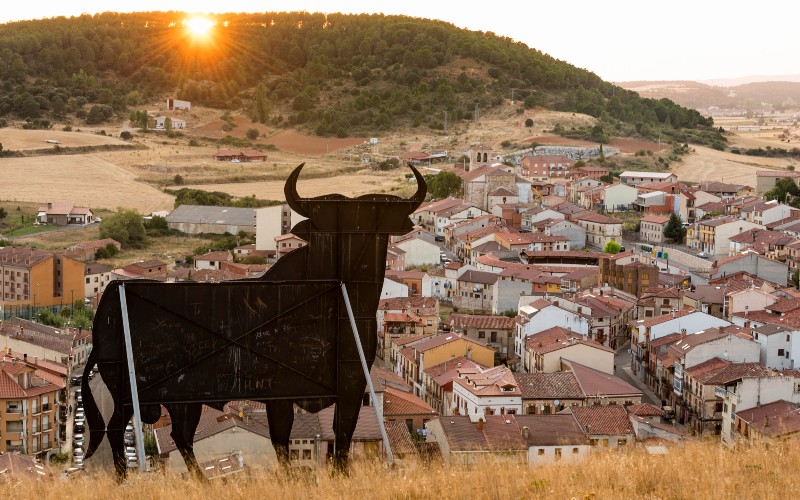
[284,163,426,236]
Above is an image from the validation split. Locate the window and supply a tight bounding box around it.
[779,349,785,357]
[478,331,485,339]
[490,332,497,343]
[302,449,311,460]
[617,439,626,446]
[289,449,299,460]
[572,448,579,454]
[554,448,562,460]
[85,278,90,284]
[537,449,545,456]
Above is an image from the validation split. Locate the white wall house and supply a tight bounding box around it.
[752,324,798,370]
[603,183,638,212]
[451,366,522,418]
[633,310,731,345]
[380,277,410,299]
[394,236,441,267]
[515,299,589,357]
[255,204,304,251]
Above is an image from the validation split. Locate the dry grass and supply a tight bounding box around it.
[0,154,174,214]
[15,442,800,499]
[671,144,797,186]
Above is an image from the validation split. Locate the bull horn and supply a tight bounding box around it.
[407,163,427,207]
[284,163,308,217]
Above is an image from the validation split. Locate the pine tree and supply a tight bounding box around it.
[663,213,686,243]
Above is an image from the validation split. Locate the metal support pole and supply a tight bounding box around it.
[119,284,147,472]
[340,283,394,465]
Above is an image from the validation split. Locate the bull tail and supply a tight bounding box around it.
[82,346,105,459]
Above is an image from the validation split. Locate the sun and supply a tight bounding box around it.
[186,17,214,38]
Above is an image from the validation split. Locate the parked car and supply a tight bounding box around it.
[74,424,85,434]
[697,251,709,259]
[125,446,136,459]
[73,434,84,447]
[73,448,84,460]
[70,375,81,385]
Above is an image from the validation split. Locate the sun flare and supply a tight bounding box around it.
[186,17,214,37]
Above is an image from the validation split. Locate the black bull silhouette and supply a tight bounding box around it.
[81,163,426,478]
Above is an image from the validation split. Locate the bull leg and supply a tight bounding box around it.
[165,403,205,480]
[265,399,295,467]
[108,403,134,482]
[333,388,363,475]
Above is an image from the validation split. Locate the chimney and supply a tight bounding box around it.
[477,419,484,431]
[671,309,676,319]
[680,329,687,338]
[23,353,27,362]
[34,356,38,365]
[521,426,530,439]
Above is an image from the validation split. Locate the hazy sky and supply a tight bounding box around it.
[2,1,798,82]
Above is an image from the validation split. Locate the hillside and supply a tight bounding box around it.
[0,11,717,145]
[620,80,800,110]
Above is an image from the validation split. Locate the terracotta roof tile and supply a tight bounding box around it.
[383,386,437,417]
[514,414,589,446]
[569,405,635,436]
[626,403,666,417]
[513,372,583,400]
[736,400,800,437]
[449,314,515,331]
[566,361,642,398]
[384,420,419,456]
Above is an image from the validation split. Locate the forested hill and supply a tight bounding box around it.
[0,11,716,140]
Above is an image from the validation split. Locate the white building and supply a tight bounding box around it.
[619,171,678,186]
[452,365,522,418]
[603,183,639,212]
[633,309,731,345]
[255,204,305,251]
[393,236,441,267]
[752,324,798,370]
[515,298,589,358]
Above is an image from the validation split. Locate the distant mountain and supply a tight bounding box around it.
[618,80,800,110]
[702,74,800,87]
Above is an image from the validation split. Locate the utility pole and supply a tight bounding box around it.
[474,103,479,124]
[444,110,448,134]
[511,88,516,105]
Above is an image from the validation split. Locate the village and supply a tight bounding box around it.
[3,134,800,479]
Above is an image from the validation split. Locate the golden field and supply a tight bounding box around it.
[8,442,800,499]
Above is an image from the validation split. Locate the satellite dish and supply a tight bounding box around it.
[554,400,560,407]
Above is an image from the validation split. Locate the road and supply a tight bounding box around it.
[614,342,661,406]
